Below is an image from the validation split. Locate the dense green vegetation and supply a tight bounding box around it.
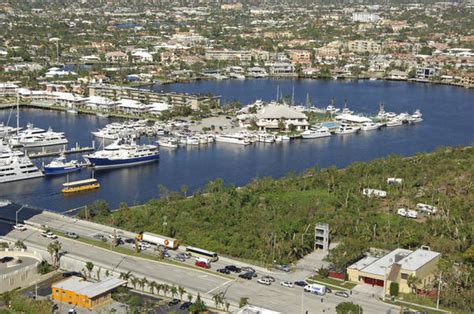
[91,146,473,311]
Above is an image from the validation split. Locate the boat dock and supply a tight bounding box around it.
[26,142,95,159]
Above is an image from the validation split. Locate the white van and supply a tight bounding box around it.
[304,283,326,295]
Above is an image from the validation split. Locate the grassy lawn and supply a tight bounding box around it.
[397,294,461,314]
[307,275,357,290]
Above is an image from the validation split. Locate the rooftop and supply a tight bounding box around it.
[52,276,126,298]
[256,104,307,120]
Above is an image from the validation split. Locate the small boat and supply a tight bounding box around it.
[361,122,383,131]
[335,124,360,135]
[62,178,100,193]
[43,155,81,175]
[386,118,403,127]
[158,138,178,149]
[301,127,332,139]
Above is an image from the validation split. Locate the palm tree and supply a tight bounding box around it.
[139,277,148,292]
[162,284,170,297]
[178,286,186,301]
[148,281,157,294]
[47,241,62,268]
[15,240,26,250]
[170,285,178,299]
[130,276,139,289]
[187,293,193,303]
[85,261,94,278]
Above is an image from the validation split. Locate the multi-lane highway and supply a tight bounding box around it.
[0,205,399,313]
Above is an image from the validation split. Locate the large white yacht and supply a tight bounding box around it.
[215,134,251,145]
[361,122,383,131]
[301,127,332,139]
[9,127,68,148]
[335,123,360,135]
[0,156,44,183]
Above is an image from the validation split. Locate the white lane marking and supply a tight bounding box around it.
[205,280,232,295]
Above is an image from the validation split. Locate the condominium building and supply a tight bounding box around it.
[204,50,252,62]
[347,40,383,54]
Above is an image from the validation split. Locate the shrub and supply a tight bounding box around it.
[389,282,399,297]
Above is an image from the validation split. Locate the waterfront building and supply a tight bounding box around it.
[416,67,438,80]
[347,247,440,294]
[265,62,296,76]
[116,99,147,114]
[255,104,309,131]
[105,51,129,63]
[0,82,19,96]
[52,276,126,310]
[204,49,252,62]
[460,73,474,88]
[286,49,312,66]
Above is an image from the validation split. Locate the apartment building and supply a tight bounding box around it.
[286,49,312,66]
[204,49,251,62]
[348,40,383,54]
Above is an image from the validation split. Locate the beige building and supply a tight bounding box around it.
[347,40,382,54]
[286,50,312,66]
[347,248,440,295]
[255,104,309,131]
[204,50,251,62]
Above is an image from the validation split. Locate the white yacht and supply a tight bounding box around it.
[0,156,44,183]
[186,136,200,146]
[9,127,68,148]
[410,110,423,123]
[257,133,276,143]
[0,143,23,160]
[157,138,178,149]
[301,127,332,139]
[215,134,251,145]
[386,118,403,127]
[335,124,360,135]
[361,122,383,131]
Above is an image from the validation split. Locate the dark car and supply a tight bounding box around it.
[326,287,332,293]
[63,271,85,278]
[65,232,79,239]
[294,280,308,287]
[124,238,134,244]
[168,298,180,306]
[225,265,242,273]
[238,272,254,280]
[217,268,231,274]
[179,302,192,310]
[335,291,350,298]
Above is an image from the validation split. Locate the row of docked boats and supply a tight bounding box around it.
[2,123,68,148]
[91,119,149,140]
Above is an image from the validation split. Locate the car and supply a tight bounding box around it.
[326,287,332,293]
[225,265,241,273]
[217,268,231,274]
[257,278,271,285]
[195,261,210,269]
[174,256,186,262]
[241,266,256,273]
[262,275,275,282]
[238,272,253,280]
[46,232,57,239]
[65,232,79,239]
[275,264,291,272]
[294,280,308,287]
[161,251,171,258]
[179,302,192,310]
[335,291,350,298]
[13,224,26,231]
[40,230,49,237]
[280,281,294,288]
[168,298,180,306]
[124,238,134,244]
[177,252,191,259]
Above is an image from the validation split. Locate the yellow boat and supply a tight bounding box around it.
[62,178,100,193]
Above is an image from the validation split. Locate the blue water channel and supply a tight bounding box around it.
[0,79,472,211]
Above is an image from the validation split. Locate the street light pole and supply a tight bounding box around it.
[15,205,25,226]
[436,272,442,309]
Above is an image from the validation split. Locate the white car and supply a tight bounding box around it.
[46,232,58,239]
[407,209,418,219]
[280,281,294,288]
[13,224,27,231]
[257,278,271,286]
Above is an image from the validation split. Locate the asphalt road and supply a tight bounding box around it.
[0,208,399,314]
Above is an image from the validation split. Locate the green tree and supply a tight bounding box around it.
[189,293,207,312]
[336,302,363,314]
[85,261,94,278]
[389,282,399,297]
[239,297,249,308]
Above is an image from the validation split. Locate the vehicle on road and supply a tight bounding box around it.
[93,233,106,240]
[238,272,254,280]
[124,238,134,244]
[168,299,180,306]
[275,264,290,272]
[186,246,218,262]
[326,287,332,293]
[280,281,294,288]
[335,291,350,298]
[174,256,186,262]
[136,232,178,250]
[225,265,241,273]
[257,278,271,285]
[13,224,26,231]
[179,302,192,310]
[294,280,308,287]
[304,283,326,295]
[262,275,275,282]
[195,261,210,269]
[65,232,79,239]
[41,231,58,239]
[217,268,231,274]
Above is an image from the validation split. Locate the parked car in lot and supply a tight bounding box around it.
[195,261,210,269]
[280,281,294,288]
[238,272,254,280]
[13,224,26,231]
[294,280,308,287]
[65,232,79,239]
[257,278,272,285]
[335,291,350,298]
[62,271,85,278]
[179,302,192,310]
[275,264,290,272]
[217,268,231,274]
[225,265,241,273]
[174,256,186,262]
[168,299,180,306]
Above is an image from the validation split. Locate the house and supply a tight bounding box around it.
[51,276,126,310]
[105,51,129,63]
[266,62,295,76]
[255,103,309,131]
[131,50,153,63]
[286,49,312,66]
[54,92,87,108]
[348,248,440,295]
[416,67,438,80]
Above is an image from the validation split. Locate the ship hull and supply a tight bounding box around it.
[85,153,159,170]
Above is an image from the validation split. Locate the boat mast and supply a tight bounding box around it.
[276,85,280,102]
[291,85,295,105]
[16,93,20,136]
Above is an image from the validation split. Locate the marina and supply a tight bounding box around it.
[0,79,472,211]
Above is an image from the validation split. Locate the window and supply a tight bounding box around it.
[401,273,408,280]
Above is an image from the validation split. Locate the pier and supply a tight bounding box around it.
[26,141,95,159]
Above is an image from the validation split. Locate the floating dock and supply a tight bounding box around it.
[27,142,95,159]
